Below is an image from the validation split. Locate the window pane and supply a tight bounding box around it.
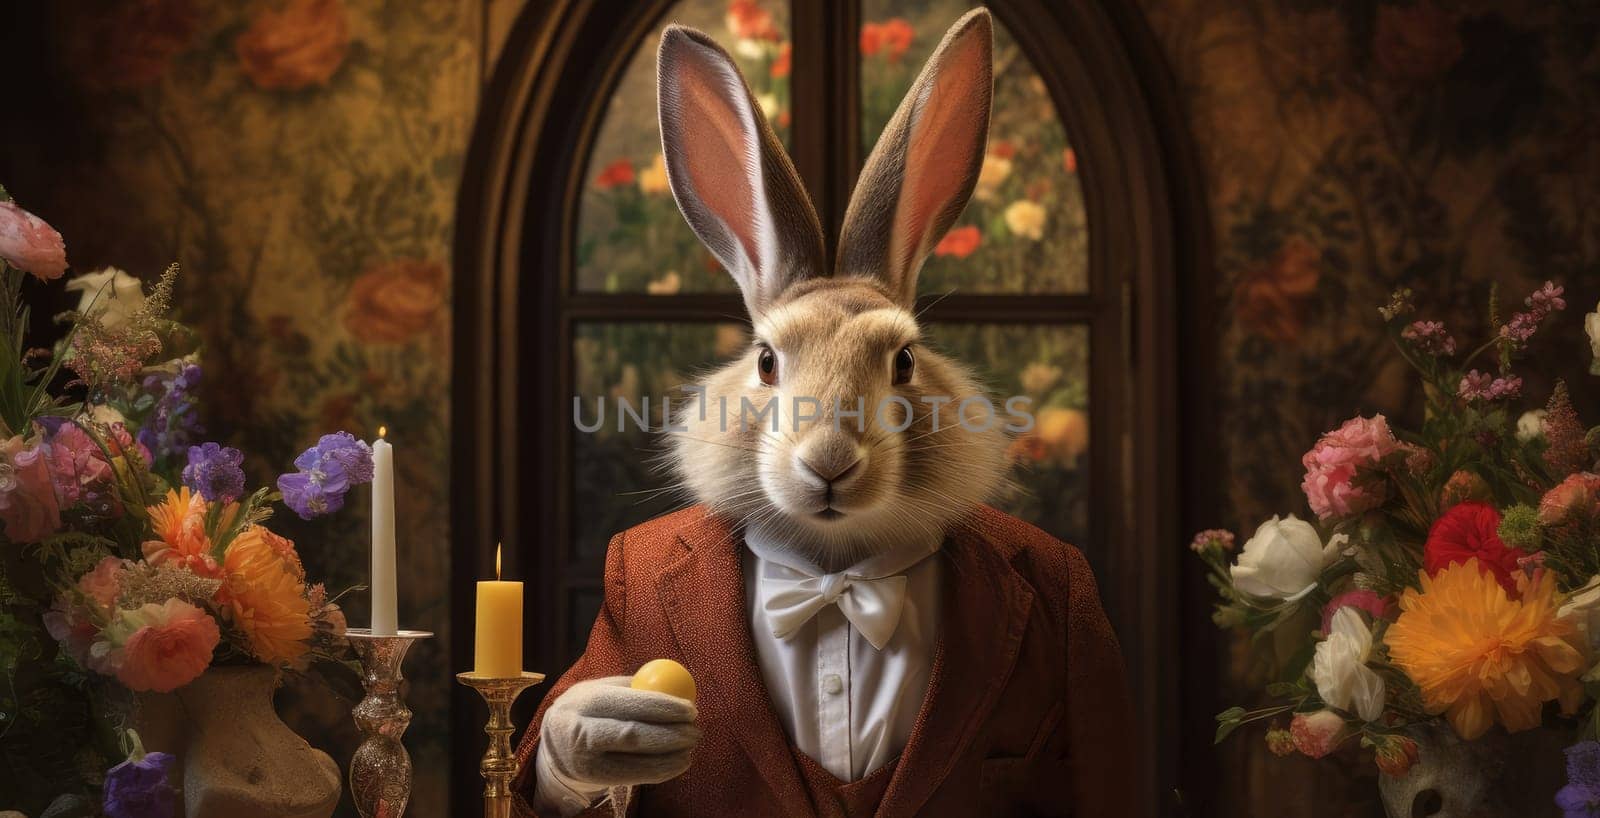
[575,0,791,294]
[926,323,1090,546]
[861,1,1088,294]
[571,322,751,562]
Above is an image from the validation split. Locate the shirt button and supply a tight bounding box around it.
[822,674,843,695]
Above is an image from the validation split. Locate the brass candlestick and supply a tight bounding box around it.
[457,671,547,818]
[347,628,433,818]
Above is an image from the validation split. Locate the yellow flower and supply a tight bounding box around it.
[638,153,671,196]
[220,527,312,667]
[1386,560,1587,740]
[974,154,1012,201]
[1004,200,1047,240]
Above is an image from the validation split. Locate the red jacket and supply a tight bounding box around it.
[511,505,1137,817]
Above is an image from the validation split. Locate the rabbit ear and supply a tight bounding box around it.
[658,25,826,315]
[836,8,993,306]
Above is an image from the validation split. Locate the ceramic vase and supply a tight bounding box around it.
[138,665,341,818]
[1378,722,1566,818]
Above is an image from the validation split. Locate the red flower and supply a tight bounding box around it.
[771,43,791,78]
[594,159,635,190]
[880,18,913,62]
[990,140,1017,159]
[934,225,981,258]
[1062,148,1078,174]
[1424,502,1522,595]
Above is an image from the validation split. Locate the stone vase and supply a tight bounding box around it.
[137,665,341,818]
[1378,723,1567,818]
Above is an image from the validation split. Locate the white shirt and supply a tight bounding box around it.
[743,524,942,782]
[534,525,942,813]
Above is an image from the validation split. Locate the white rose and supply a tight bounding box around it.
[1310,607,1386,721]
[1003,200,1047,241]
[1560,574,1600,651]
[1230,513,1344,601]
[1586,301,1600,375]
[1516,409,1548,443]
[65,267,145,329]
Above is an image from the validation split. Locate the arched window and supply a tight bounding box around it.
[454,1,1189,812]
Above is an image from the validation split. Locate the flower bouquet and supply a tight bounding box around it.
[0,189,373,816]
[1196,281,1600,814]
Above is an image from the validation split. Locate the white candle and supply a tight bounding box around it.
[370,427,398,636]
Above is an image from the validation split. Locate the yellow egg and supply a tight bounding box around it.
[631,658,697,702]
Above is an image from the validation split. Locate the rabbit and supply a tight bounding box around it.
[661,12,1011,574]
[519,10,1135,817]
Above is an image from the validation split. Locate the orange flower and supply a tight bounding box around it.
[594,159,636,190]
[771,42,791,78]
[1062,148,1078,174]
[725,0,779,41]
[235,0,350,91]
[990,140,1017,159]
[934,225,982,258]
[142,487,230,578]
[342,258,447,345]
[861,19,914,62]
[1386,560,1587,740]
[221,527,312,667]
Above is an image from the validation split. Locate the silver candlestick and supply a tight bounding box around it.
[347,628,433,818]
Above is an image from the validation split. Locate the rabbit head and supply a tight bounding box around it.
[658,9,1009,566]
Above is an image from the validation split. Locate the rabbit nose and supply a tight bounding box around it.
[795,439,866,486]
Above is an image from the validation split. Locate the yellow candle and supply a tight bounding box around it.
[474,544,523,677]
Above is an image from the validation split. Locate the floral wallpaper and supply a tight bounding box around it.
[1,0,476,813]
[4,0,1598,814]
[1139,0,1600,813]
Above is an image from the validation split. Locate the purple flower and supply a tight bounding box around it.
[278,431,374,520]
[182,442,245,503]
[103,750,177,818]
[1557,740,1600,817]
[136,363,204,461]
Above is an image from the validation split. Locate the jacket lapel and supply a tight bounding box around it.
[655,512,813,816]
[876,522,1036,818]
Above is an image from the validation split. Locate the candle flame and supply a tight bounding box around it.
[378,425,388,439]
[496,543,502,581]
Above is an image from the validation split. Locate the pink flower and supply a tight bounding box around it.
[1539,473,1600,525]
[1321,590,1389,634]
[0,201,68,281]
[1401,320,1456,355]
[46,423,115,506]
[0,435,62,543]
[1301,415,1400,519]
[1290,710,1349,759]
[114,599,220,693]
[79,556,127,609]
[1458,370,1522,402]
[43,599,99,666]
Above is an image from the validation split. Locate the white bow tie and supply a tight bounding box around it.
[746,534,940,651]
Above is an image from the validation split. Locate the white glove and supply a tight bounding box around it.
[533,676,700,815]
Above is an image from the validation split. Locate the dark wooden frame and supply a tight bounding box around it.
[452,2,1208,815]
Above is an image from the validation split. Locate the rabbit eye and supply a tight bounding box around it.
[757,346,778,385]
[893,345,915,385]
